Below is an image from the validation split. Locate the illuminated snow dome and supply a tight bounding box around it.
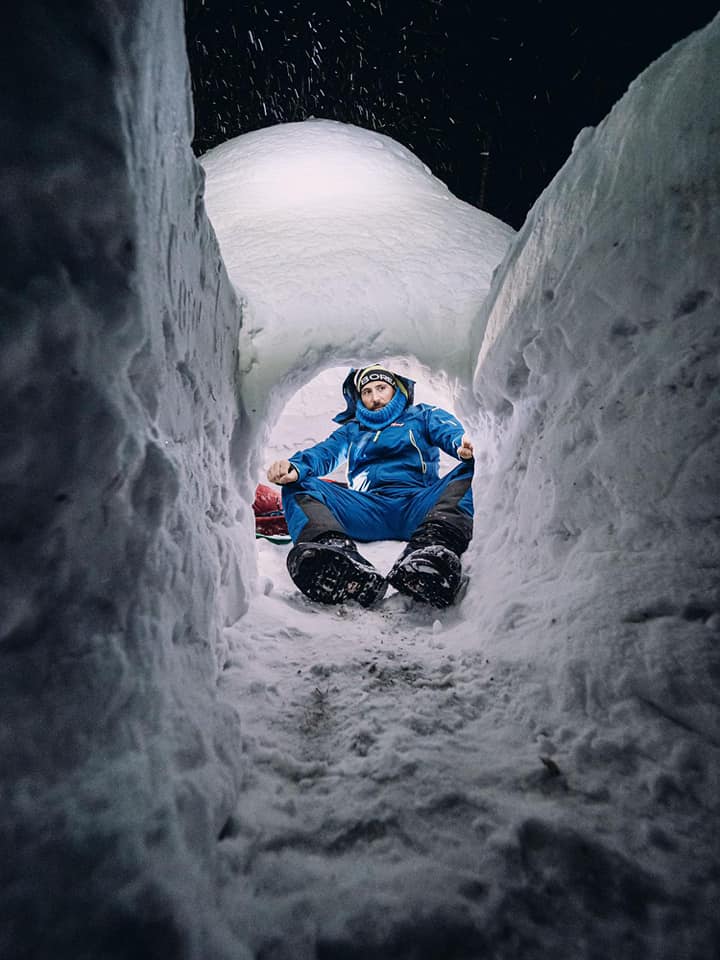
[200,119,514,462]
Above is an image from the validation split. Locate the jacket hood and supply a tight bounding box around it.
[333,367,416,424]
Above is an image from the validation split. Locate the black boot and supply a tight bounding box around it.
[388,544,463,608]
[287,532,387,607]
[388,505,472,608]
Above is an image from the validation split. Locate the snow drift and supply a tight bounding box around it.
[2,4,247,957]
[200,118,513,473]
[2,2,719,959]
[469,15,720,734]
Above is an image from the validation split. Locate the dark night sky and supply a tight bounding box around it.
[184,1,718,229]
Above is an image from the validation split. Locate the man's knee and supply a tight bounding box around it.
[285,490,347,543]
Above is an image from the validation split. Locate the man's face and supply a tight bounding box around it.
[360,381,395,410]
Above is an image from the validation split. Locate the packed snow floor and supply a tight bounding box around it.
[215,364,716,957]
[218,535,716,958]
[220,539,537,954]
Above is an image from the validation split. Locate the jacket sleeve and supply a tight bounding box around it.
[424,406,467,459]
[288,425,351,480]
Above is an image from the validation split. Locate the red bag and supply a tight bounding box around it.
[252,479,347,539]
[253,483,289,537]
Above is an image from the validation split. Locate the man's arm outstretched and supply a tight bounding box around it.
[266,424,351,486]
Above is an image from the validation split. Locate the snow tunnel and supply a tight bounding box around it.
[4,4,719,959]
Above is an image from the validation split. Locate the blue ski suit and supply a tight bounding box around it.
[282,402,474,544]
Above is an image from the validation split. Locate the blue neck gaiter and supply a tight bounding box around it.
[355,388,408,429]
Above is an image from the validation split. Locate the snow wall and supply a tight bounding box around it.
[469,19,720,728]
[2,3,719,959]
[1,4,248,957]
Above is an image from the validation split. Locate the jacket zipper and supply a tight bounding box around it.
[374,430,380,442]
[408,429,427,473]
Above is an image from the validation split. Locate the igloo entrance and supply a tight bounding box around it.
[253,358,478,599]
[262,361,466,483]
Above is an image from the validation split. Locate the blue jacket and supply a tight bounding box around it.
[289,403,467,493]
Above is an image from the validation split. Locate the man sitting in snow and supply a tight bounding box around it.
[266,364,474,608]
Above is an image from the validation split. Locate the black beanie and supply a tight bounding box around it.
[353,365,408,397]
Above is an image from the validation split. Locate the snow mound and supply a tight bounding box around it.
[200,118,514,472]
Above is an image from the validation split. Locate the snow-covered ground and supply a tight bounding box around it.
[3,4,719,959]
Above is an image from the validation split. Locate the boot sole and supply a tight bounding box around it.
[388,558,461,608]
[288,543,387,607]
